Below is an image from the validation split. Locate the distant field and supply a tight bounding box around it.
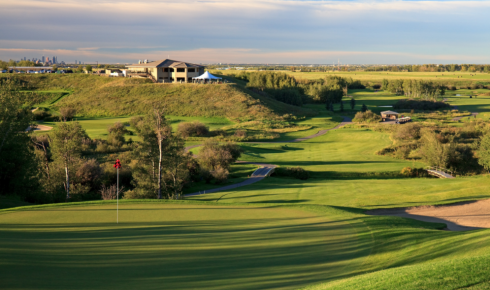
[286,71,490,83]
[216,70,490,83]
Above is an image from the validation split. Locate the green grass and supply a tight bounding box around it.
[38,115,235,140]
[0,201,369,290]
[189,127,490,209]
[11,74,314,121]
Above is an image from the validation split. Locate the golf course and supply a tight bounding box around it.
[3,71,490,289]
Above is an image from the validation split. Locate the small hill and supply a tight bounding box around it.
[11,74,316,121]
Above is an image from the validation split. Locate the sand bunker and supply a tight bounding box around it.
[26,125,53,132]
[367,199,490,231]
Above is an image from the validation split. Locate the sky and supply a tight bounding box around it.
[1,0,490,64]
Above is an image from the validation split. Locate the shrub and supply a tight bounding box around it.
[212,166,229,184]
[353,110,381,123]
[59,107,76,121]
[392,123,421,141]
[401,167,430,177]
[234,129,247,138]
[33,108,52,120]
[274,167,309,180]
[394,146,411,159]
[177,121,209,138]
[100,184,121,200]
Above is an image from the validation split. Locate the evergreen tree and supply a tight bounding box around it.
[361,103,368,112]
[350,98,356,110]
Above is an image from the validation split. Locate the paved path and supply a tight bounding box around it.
[185,162,277,197]
[452,112,479,121]
[427,169,455,179]
[184,116,352,197]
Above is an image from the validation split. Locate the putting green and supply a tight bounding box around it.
[0,202,368,290]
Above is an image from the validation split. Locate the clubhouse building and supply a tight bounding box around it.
[126,59,205,83]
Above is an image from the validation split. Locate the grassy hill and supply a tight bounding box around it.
[11,74,315,121]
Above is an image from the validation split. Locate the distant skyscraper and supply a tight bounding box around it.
[53,56,56,64]
[42,55,45,63]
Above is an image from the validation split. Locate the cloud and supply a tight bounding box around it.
[1,1,490,63]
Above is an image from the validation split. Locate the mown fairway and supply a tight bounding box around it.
[0,202,369,290]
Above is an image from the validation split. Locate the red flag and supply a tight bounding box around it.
[114,159,122,169]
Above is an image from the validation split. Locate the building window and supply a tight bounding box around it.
[177,68,185,73]
[159,77,163,79]
[188,68,195,72]
[164,68,169,72]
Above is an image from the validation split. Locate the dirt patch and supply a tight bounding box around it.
[366,199,490,231]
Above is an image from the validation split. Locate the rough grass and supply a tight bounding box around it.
[11,74,315,121]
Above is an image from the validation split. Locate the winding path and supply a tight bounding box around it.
[452,112,479,121]
[184,116,352,197]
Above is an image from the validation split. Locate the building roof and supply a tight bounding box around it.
[127,59,204,68]
[380,111,399,115]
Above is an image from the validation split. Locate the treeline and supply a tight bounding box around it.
[381,79,446,101]
[375,122,490,175]
[0,79,244,204]
[236,71,363,106]
[365,64,490,73]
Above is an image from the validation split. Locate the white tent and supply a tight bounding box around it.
[192,71,222,80]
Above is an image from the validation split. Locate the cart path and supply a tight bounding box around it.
[184,162,277,197]
[184,116,352,197]
[452,112,479,121]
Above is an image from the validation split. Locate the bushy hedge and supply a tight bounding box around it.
[274,166,309,180]
[352,110,382,123]
[177,121,209,138]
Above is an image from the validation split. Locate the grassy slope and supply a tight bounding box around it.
[0,201,369,290]
[20,74,314,120]
[39,115,234,140]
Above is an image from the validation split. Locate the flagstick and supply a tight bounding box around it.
[117,167,119,224]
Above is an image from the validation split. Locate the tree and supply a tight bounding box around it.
[130,110,188,199]
[85,65,93,72]
[361,103,368,112]
[60,107,76,122]
[107,122,129,148]
[50,122,87,200]
[340,101,344,112]
[329,102,334,112]
[77,65,84,73]
[350,98,356,110]
[478,134,490,172]
[0,78,40,198]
